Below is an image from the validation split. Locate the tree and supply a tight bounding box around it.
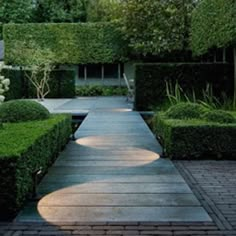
[191,0,236,106]
[34,0,88,22]
[15,42,55,101]
[120,0,195,56]
[0,0,33,23]
[86,0,122,22]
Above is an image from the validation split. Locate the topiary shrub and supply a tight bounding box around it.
[165,102,207,120]
[0,100,50,123]
[202,110,236,124]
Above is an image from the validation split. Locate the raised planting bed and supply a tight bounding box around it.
[153,112,236,159]
[0,114,71,220]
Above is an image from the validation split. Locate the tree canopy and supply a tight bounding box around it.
[120,0,195,56]
[191,0,236,55]
[0,0,33,23]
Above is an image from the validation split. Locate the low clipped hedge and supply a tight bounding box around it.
[76,85,127,96]
[2,68,75,100]
[0,114,71,219]
[0,100,50,123]
[153,112,236,159]
[135,63,234,111]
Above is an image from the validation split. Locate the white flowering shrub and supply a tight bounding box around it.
[0,63,10,103]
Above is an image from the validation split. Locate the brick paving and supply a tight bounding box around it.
[1,160,236,235]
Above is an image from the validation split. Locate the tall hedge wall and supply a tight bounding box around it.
[3,23,126,65]
[0,23,2,40]
[191,0,236,55]
[2,68,75,99]
[135,63,234,111]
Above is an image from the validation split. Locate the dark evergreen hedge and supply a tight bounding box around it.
[153,112,236,159]
[0,114,71,219]
[3,23,126,65]
[134,63,234,111]
[2,68,75,99]
[0,23,2,40]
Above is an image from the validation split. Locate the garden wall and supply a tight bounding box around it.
[135,63,234,110]
[2,68,75,100]
[0,114,71,219]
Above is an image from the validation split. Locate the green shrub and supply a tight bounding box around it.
[202,110,236,124]
[76,85,127,96]
[0,114,71,219]
[153,112,236,159]
[3,23,126,65]
[0,100,50,123]
[165,102,207,120]
[0,23,2,40]
[135,63,233,111]
[2,68,75,99]
[2,68,24,100]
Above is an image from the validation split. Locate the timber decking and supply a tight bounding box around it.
[16,97,211,222]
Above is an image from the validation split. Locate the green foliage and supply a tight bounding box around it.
[120,0,195,56]
[202,110,236,124]
[0,100,50,123]
[154,112,236,159]
[135,63,234,111]
[191,0,236,55]
[3,23,126,65]
[0,0,33,23]
[86,0,122,22]
[2,68,75,99]
[76,85,127,96]
[35,0,87,23]
[1,69,23,100]
[165,102,207,120]
[0,114,71,219]
[0,23,2,40]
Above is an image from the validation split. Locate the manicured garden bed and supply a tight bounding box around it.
[0,114,71,219]
[153,112,236,159]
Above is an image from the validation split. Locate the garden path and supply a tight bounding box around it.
[16,97,211,222]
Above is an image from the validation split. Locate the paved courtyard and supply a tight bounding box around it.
[1,97,236,235]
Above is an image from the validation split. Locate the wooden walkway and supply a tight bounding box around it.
[16,97,211,222]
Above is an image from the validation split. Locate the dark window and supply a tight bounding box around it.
[87,64,101,79]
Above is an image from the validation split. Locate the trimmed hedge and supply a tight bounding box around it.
[135,63,234,111]
[2,68,75,99]
[0,114,71,219]
[0,23,2,40]
[154,112,236,159]
[76,85,127,96]
[202,110,236,124]
[3,22,126,65]
[165,102,207,120]
[0,100,50,123]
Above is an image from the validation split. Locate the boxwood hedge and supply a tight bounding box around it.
[0,114,71,219]
[3,22,127,65]
[134,63,234,111]
[153,112,236,159]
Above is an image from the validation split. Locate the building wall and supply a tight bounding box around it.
[60,62,135,87]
